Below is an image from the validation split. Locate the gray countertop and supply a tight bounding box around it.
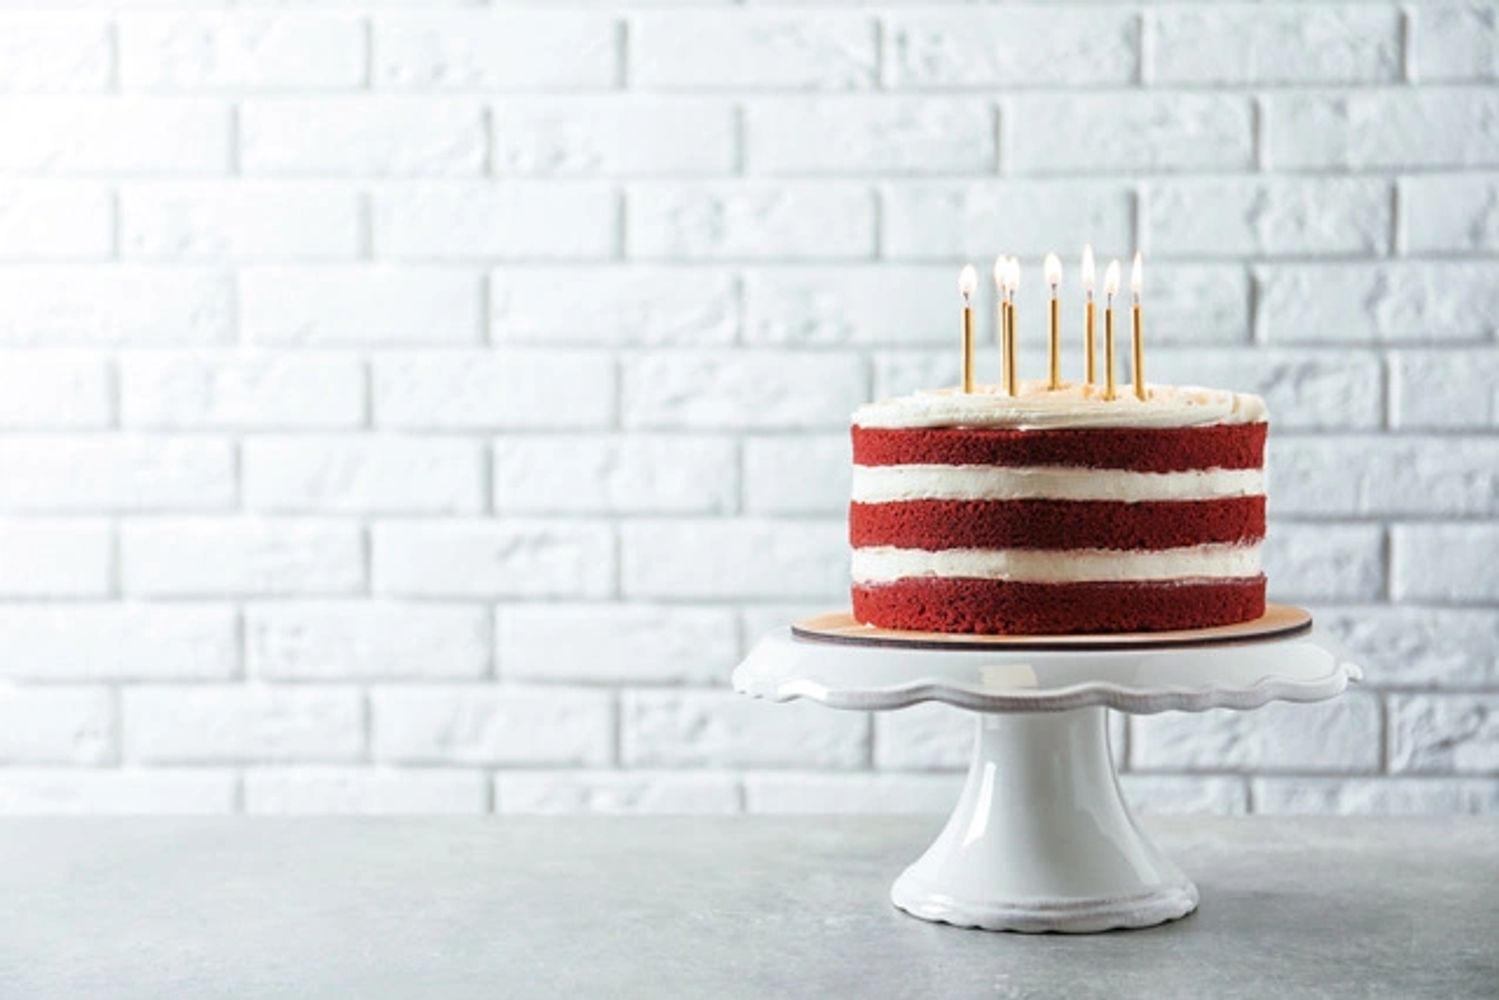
[0,817,1494,999]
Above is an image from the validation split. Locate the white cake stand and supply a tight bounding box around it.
[732,605,1362,934]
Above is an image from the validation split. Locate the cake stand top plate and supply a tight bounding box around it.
[734,605,1360,715]
[793,603,1311,652]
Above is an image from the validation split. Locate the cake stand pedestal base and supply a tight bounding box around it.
[733,605,1360,934]
[891,708,1196,933]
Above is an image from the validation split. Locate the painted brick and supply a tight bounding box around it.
[1267,89,1499,169]
[1150,6,1399,83]
[0,15,111,92]
[1009,94,1253,173]
[881,181,1134,261]
[120,182,360,260]
[0,435,233,512]
[248,601,489,681]
[241,266,483,346]
[1403,173,1499,253]
[374,12,617,91]
[1148,349,1383,430]
[245,768,487,815]
[0,97,228,173]
[1253,777,1499,815]
[632,12,876,90]
[0,354,111,429]
[1391,351,1499,429]
[741,434,849,515]
[497,771,740,815]
[0,770,235,816]
[492,267,736,346]
[372,351,615,430]
[620,518,846,600]
[1270,437,1499,517]
[121,352,365,430]
[497,603,737,685]
[0,604,237,681]
[873,702,970,771]
[1146,178,1391,257]
[887,8,1136,88]
[1120,776,1249,816]
[123,685,363,763]
[494,435,736,514]
[1389,694,1499,774]
[1412,5,1499,82]
[1393,525,1499,603]
[373,519,614,599]
[372,685,613,766]
[1132,692,1381,773]
[621,351,866,430]
[0,520,111,598]
[0,181,111,259]
[744,772,958,814]
[1258,263,1499,344]
[121,519,364,597]
[1140,264,1251,345]
[241,98,484,176]
[0,267,232,347]
[743,266,952,347]
[623,689,866,768]
[1317,607,1499,689]
[0,687,113,765]
[628,182,875,261]
[492,98,734,175]
[373,183,616,260]
[1262,523,1385,603]
[744,98,994,174]
[119,13,365,90]
[244,435,484,514]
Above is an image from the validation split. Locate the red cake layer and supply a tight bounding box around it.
[852,576,1266,634]
[850,497,1265,552]
[852,423,1267,472]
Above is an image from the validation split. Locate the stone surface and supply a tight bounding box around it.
[0,818,1493,999]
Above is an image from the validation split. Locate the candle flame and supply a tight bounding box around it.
[992,255,1006,291]
[1044,252,1062,289]
[1130,251,1143,298]
[959,264,977,300]
[1082,244,1096,293]
[1104,259,1121,298]
[1008,257,1021,291]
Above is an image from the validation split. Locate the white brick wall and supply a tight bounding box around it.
[0,1,1492,817]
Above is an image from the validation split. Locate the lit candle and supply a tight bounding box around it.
[1103,259,1121,401]
[959,264,977,394]
[1005,257,1019,396]
[1045,252,1062,390]
[1081,244,1096,386]
[1131,251,1147,401]
[992,256,1007,389]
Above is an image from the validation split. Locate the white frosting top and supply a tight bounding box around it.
[853,381,1268,431]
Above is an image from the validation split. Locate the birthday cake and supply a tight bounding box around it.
[849,383,1268,635]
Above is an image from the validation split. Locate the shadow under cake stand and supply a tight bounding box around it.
[732,604,1362,934]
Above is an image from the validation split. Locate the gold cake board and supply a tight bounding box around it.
[791,603,1312,653]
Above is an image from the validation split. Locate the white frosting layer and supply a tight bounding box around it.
[853,381,1267,430]
[851,543,1262,585]
[852,465,1264,503]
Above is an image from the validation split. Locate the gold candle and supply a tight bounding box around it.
[1130,251,1147,401]
[1004,257,1019,396]
[959,264,977,394]
[1081,244,1096,386]
[1103,259,1121,401]
[1044,252,1062,389]
[992,256,1007,388]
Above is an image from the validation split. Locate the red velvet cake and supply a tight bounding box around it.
[849,382,1268,635]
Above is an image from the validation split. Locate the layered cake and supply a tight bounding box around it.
[849,382,1268,635]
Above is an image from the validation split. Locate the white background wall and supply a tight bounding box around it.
[0,1,1494,815]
